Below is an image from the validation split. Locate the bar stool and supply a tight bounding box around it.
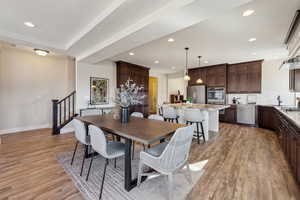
[162,106,179,123]
[184,108,206,144]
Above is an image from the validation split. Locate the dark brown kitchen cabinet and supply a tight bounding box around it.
[257,106,277,131]
[220,105,237,123]
[227,60,262,93]
[188,68,207,86]
[289,69,300,92]
[206,64,227,87]
[116,61,149,116]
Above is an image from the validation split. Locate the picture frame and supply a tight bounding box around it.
[90,77,109,105]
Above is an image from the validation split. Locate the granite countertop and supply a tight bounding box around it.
[274,106,300,128]
[164,103,230,111]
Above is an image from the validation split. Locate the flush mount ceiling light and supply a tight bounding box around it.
[34,49,49,56]
[24,21,35,28]
[243,9,255,17]
[183,47,191,81]
[129,52,135,56]
[154,60,159,64]
[248,38,257,42]
[168,38,175,42]
[196,56,203,84]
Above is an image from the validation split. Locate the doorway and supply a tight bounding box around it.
[149,76,158,114]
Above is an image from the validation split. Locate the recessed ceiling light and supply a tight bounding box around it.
[171,66,176,70]
[34,49,49,56]
[204,61,209,64]
[252,52,257,55]
[154,60,159,64]
[129,52,135,56]
[248,38,257,42]
[243,9,255,17]
[24,22,35,28]
[168,38,175,42]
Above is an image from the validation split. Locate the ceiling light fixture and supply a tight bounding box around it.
[24,22,35,28]
[252,52,257,55]
[154,60,159,64]
[129,52,135,56]
[168,38,175,42]
[171,66,176,70]
[196,56,203,84]
[183,47,190,81]
[243,9,255,17]
[34,49,49,56]
[249,38,257,42]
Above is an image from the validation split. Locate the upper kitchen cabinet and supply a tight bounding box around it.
[227,60,263,93]
[289,69,300,92]
[188,64,226,87]
[206,64,227,87]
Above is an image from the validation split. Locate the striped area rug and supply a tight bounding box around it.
[57,150,207,200]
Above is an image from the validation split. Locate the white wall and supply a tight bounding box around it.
[227,59,294,105]
[76,61,116,110]
[149,70,168,105]
[167,71,188,101]
[0,45,75,134]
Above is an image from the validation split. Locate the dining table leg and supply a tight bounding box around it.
[124,138,133,191]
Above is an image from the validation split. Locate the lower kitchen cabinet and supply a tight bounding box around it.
[220,105,236,123]
[257,106,277,131]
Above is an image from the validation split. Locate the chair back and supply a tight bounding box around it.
[159,126,194,171]
[72,119,89,145]
[131,112,144,118]
[184,108,205,122]
[162,106,177,119]
[88,125,109,158]
[148,114,164,121]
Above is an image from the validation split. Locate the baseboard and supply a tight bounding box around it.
[0,124,51,135]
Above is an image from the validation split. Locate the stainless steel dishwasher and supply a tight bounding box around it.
[236,104,256,125]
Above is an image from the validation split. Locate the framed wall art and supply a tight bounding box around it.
[90,77,109,105]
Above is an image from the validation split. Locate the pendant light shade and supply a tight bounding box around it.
[183,47,190,81]
[196,56,203,84]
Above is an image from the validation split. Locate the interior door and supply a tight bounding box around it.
[149,76,158,114]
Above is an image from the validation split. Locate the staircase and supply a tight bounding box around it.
[52,91,77,135]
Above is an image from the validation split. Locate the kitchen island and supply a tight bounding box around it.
[164,103,230,140]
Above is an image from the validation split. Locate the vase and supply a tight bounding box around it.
[120,106,129,123]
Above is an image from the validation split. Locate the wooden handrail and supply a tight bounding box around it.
[52,91,77,135]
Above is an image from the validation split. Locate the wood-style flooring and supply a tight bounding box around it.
[0,123,299,200]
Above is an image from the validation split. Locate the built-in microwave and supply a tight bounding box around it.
[207,87,225,105]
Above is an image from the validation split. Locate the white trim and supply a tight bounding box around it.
[0,124,51,135]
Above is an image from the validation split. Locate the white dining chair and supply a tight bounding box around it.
[131,112,144,118]
[184,108,206,144]
[162,106,179,123]
[137,125,194,200]
[71,119,91,176]
[86,125,125,199]
[148,114,164,121]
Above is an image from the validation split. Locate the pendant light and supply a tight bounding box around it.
[183,47,190,81]
[196,56,203,84]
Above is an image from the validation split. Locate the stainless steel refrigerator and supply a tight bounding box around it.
[187,85,206,104]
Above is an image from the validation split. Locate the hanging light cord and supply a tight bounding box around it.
[185,47,189,73]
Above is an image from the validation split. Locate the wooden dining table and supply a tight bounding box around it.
[75,114,185,191]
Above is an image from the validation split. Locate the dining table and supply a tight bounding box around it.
[75,114,185,191]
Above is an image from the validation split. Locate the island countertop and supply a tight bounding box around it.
[164,103,230,111]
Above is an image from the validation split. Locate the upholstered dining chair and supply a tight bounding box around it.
[130,112,144,159]
[137,125,194,200]
[162,106,179,123]
[184,108,206,144]
[86,125,125,200]
[148,114,164,121]
[71,119,90,176]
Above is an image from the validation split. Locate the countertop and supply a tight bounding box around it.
[164,103,230,111]
[273,106,300,128]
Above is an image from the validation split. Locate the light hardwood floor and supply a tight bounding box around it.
[0,123,299,200]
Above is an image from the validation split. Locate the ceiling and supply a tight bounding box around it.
[0,0,251,64]
[1,0,298,74]
[113,0,300,73]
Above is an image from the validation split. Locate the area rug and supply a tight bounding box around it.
[56,150,208,200]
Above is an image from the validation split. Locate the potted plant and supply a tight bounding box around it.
[114,79,146,123]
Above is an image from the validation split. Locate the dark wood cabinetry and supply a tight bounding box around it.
[289,69,300,92]
[188,64,226,87]
[257,106,277,131]
[227,60,262,93]
[220,105,237,123]
[116,61,149,116]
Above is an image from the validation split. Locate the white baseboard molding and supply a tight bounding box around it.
[0,124,51,135]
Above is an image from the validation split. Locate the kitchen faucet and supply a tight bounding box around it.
[277,95,283,106]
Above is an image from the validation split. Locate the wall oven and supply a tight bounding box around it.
[207,87,225,105]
